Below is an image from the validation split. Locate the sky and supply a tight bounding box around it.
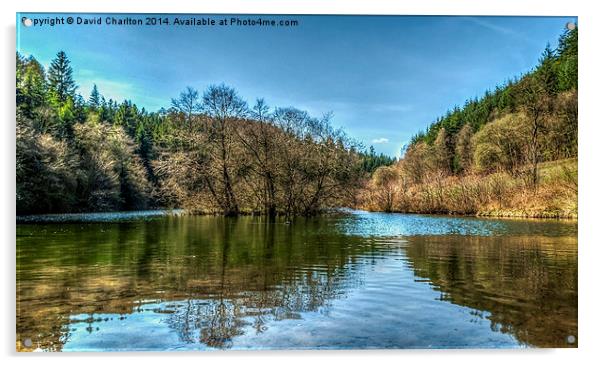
[17,14,576,157]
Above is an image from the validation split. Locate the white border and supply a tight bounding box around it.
[2,1,601,364]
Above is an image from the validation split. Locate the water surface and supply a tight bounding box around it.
[16,210,577,351]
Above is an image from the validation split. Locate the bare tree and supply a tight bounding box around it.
[202,84,248,216]
[171,86,202,130]
[236,99,278,216]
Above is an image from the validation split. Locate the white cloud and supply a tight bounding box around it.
[371,138,389,144]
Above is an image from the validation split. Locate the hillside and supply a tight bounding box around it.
[360,27,577,218]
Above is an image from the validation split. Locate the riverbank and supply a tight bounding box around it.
[358,159,577,220]
[16,209,185,223]
[15,207,355,223]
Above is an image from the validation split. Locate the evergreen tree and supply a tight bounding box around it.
[557,27,578,91]
[88,84,101,109]
[536,44,558,97]
[16,53,26,102]
[73,94,87,122]
[360,146,396,174]
[57,97,76,138]
[115,100,140,138]
[47,51,77,104]
[19,57,47,118]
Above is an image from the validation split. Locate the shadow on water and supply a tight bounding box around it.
[16,211,577,351]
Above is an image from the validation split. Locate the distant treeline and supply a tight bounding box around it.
[361,28,578,218]
[16,52,393,216]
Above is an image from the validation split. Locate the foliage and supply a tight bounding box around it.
[410,28,578,175]
[472,113,529,174]
[47,50,77,104]
[16,52,364,216]
[361,27,578,217]
[358,146,397,174]
[16,27,578,218]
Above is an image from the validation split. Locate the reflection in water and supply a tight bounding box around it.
[404,235,577,348]
[16,212,577,351]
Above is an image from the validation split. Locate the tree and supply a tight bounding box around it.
[557,27,578,91]
[73,119,150,211]
[537,44,558,96]
[271,107,309,216]
[202,84,248,120]
[114,100,141,138]
[238,98,279,216]
[455,123,474,174]
[402,142,431,185]
[360,146,396,174]
[47,51,77,104]
[18,57,47,119]
[370,166,400,212]
[171,86,202,129]
[88,84,101,109]
[472,113,529,174]
[202,84,248,216]
[553,90,578,158]
[16,53,27,106]
[432,127,451,174]
[56,97,76,138]
[16,114,79,214]
[519,69,554,188]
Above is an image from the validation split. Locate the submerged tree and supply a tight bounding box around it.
[201,84,248,216]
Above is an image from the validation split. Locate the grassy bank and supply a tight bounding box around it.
[359,159,577,219]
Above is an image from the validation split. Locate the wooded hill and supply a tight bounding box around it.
[361,27,578,218]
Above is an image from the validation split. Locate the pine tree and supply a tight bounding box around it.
[57,97,76,138]
[536,44,558,97]
[88,84,101,109]
[557,28,578,91]
[115,100,140,138]
[16,52,26,93]
[19,57,47,118]
[47,51,77,104]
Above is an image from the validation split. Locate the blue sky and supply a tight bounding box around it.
[17,14,576,156]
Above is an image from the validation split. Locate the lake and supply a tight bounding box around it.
[16,210,578,351]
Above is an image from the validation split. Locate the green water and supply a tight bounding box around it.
[16,210,577,351]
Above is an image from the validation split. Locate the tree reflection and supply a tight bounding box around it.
[402,235,577,348]
[16,216,578,350]
[16,215,371,350]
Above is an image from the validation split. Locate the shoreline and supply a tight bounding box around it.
[16,206,577,223]
[361,209,577,220]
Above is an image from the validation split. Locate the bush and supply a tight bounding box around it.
[472,113,529,174]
